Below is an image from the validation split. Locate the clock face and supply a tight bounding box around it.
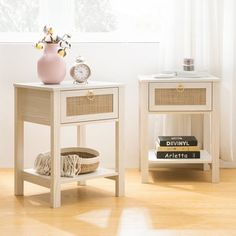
[72,64,91,82]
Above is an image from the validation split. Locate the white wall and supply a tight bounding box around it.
[0,42,159,168]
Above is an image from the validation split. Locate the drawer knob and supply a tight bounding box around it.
[87,90,95,101]
[176,84,184,93]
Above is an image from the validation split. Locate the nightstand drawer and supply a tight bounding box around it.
[61,88,118,123]
[149,82,212,111]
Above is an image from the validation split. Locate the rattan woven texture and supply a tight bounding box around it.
[66,94,113,116]
[155,88,206,105]
[62,150,99,174]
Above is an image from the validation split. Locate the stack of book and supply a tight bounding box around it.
[156,136,200,159]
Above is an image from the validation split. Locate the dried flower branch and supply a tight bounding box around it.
[35,25,71,57]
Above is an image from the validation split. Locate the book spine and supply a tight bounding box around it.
[156,151,200,159]
[158,140,198,146]
[156,145,199,152]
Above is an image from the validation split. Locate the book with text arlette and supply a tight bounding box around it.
[156,136,200,159]
[157,136,198,146]
[156,151,200,159]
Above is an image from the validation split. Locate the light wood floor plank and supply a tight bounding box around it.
[0,168,236,236]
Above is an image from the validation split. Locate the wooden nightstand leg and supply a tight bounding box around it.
[140,82,149,183]
[211,113,220,183]
[15,88,24,195]
[14,118,24,195]
[140,118,149,183]
[211,83,220,183]
[50,92,61,208]
[115,121,124,196]
[77,125,86,186]
[203,113,210,171]
[141,145,149,183]
[115,86,125,196]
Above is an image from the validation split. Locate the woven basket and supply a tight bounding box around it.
[34,147,100,177]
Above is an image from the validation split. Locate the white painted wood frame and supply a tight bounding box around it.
[14,81,125,208]
[139,76,220,183]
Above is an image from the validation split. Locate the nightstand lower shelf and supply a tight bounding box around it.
[149,150,212,164]
[23,168,118,188]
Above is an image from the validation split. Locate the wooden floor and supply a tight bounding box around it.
[1,168,236,236]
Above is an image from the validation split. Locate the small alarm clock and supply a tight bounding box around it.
[70,56,91,83]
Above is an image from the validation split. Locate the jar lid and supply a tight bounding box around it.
[184,58,194,65]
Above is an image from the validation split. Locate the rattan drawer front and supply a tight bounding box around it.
[61,88,118,123]
[67,94,113,116]
[155,88,206,105]
[149,82,212,111]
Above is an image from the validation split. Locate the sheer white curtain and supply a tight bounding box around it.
[153,0,235,163]
[220,0,236,163]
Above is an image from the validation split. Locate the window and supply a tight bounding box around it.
[0,0,164,42]
[72,0,163,42]
[74,0,117,32]
[0,0,40,32]
[74,0,162,33]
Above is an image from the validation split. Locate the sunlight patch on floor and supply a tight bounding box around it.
[75,208,112,228]
[118,207,151,234]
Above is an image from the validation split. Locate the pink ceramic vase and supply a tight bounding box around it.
[37,43,66,84]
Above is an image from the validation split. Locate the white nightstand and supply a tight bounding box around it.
[14,81,125,208]
[139,75,220,183]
